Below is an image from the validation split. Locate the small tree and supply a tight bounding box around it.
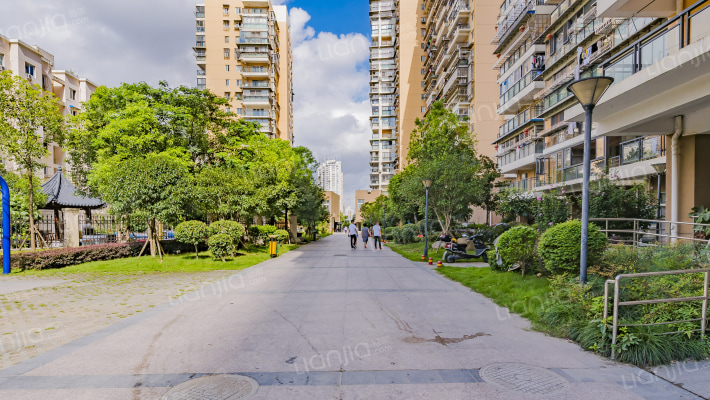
[209,220,245,255]
[496,189,536,223]
[496,226,539,277]
[208,233,232,262]
[0,71,66,250]
[175,220,209,259]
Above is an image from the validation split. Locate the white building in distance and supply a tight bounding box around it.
[316,160,343,212]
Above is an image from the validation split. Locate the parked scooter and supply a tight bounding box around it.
[442,233,489,263]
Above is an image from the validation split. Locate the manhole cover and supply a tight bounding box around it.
[161,374,259,400]
[479,363,569,396]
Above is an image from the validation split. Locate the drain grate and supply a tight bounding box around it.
[479,363,569,396]
[161,374,259,400]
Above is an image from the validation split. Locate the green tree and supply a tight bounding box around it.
[390,102,500,235]
[584,175,656,230]
[359,195,398,227]
[90,152,193,258]
[175,220,210,259]
[0,71,66,250]
[294,181,328,239]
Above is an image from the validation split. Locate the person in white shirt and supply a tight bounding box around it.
[348,220,358,249]
[372,221,382,249]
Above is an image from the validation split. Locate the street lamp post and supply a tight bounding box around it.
[566,76,614,284]
[422,179,433,259]
[382,204,386,242]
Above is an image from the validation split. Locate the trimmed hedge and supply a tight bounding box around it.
[175,221,209,258]
[248,225,278,244]
[274,229,289,242]
[496,225,539,276]
[538,219,608,274]
[208,234,232,262]
[11,243,141,271]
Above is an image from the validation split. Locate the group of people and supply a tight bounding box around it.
[345,221,383,250]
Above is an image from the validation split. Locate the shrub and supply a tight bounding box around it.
[274,229,289,242]
[175,221,209,259]
[534,189,570,232]
[209,220,246,243]
[384,226,397,241]
[496,225,539,276]
[247,225,278,244]
[585,176,656,231]
[399,224,417,244]
[538,220,607,274]
[496,189,536,223]
[208,233,233,262]
[11,243,141,271]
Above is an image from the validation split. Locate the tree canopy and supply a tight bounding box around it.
[388,102,500,234]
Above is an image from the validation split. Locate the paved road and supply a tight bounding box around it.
[0,235,705,399]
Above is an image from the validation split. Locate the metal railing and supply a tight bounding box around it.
[591,217,710,246]
[603,268,710,359]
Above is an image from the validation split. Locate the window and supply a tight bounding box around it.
[223,6,229,15]
[226,107,231,113]
[196,20,204,32]
[0,53,4,67]
[70,89,76,100]
[225,65,230,72]
[421,81,425,87]
[235,65,242,72]
[234,7,241,14]
[421,56,425,62]
[236,108,243,115]
[421,28,426,36]
[225,92,231,99]
[25,63,35,77]
[225,79,230,86]
[357,199,364,210]
[223,21,229,30]
[421,43,425,49]
[225,36,229,43]
[421,4,425,10]
[421,94,425,100]
[71,110,77,116]
[421,106,426,112]
[224,48,230,59]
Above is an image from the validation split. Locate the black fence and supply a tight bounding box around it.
[0,216,65,250]
[79,214,120,246]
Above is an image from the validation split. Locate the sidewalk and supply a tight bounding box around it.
[0,235,704,399]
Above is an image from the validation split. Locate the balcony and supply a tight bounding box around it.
[597,0,676,17]
[240,52,270,63]
[242,96,271,106]
[620,136,666,165]
[241,68,270,78]
[564,1,710,137]
[495,105,544,142]
[243,0,268,6]
[498,70,544,114]
[236,38,270,45]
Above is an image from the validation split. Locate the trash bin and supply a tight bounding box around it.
[268,235,279,258]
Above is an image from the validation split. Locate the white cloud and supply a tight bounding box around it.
[289,8,371,210]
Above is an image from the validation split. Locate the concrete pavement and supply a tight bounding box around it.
[0,235,705,399]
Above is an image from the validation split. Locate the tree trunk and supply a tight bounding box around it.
[28,172,36,251]
[284,206,290,244]
[194,244,199,260]
[148,219,156,257]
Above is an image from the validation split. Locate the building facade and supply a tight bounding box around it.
[492,0,710,230]
[322,190,341,233]
[0,35,97,179]
[195,0,293,142]
[316,160,344,212]
[355,189,382,225]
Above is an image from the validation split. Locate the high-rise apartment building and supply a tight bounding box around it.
[369,0,400,193]
[317,160,344,212]
[195,1,293,142]
[492,0,710,230]
[0,35,97,179]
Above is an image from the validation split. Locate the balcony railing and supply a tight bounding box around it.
[236,38,270,44]
[499,70,542,107]
[620,136,666,165]
[498,105,544,139]
[604,2,710,84]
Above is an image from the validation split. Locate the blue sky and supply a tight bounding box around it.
[285,0,370,38]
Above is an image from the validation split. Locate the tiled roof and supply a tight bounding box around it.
[41,168,105,209]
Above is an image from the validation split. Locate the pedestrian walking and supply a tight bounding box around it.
[362,224,370,249]
[372,221,382,249]
[348,220,358,249]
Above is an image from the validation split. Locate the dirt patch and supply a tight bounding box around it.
[0,271,236,370]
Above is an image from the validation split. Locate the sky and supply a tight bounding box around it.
[0,0,372,211]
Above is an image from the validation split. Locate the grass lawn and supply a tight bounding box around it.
[437,266,552,325]
[14,244,299,277]
[386,242,485,262]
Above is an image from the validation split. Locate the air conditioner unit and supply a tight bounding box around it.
[26,74,33,80]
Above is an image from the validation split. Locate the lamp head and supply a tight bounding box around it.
[422,179,433,188]
[651,161,666,174]
[567,76,615,108]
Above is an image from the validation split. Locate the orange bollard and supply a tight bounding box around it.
[437,260,442,268]
[428,257,433,265]
[421,254,425,261]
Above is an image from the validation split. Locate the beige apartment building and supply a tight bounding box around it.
[355,189,382,225]
[492,0,710,231]
[322,190,341,233]
[0,35,97,179]
[195,0,292,143]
